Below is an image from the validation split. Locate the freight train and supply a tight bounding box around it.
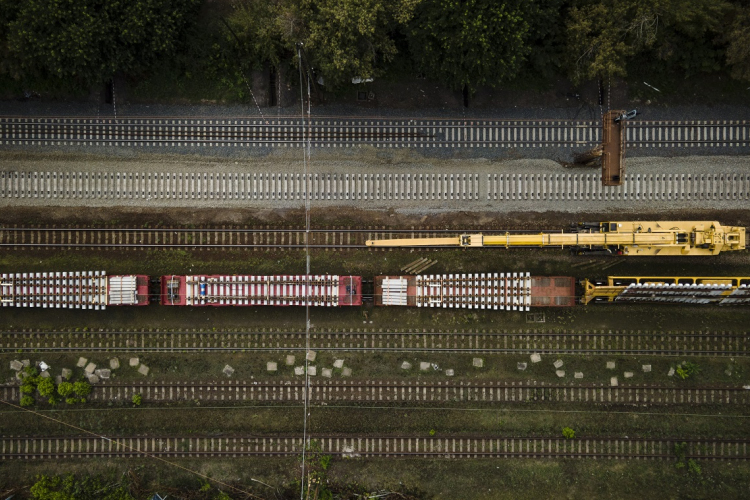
[2,272,749,310]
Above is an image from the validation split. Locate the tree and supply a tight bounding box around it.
[224,0,295,69]
[1,0,201,86]
[564,0,732,83]
[725,6,750,81]
[302,0,420,88]
[407,0,531,92]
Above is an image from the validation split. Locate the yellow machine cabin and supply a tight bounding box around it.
[365,221,746,256]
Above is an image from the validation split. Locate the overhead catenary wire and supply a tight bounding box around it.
[298,42,313,500]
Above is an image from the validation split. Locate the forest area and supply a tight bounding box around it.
[0,0,749,102]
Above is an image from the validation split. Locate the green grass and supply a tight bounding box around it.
[0,458,747,499]
[1,403,749,439]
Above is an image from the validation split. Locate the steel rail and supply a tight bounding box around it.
[1,435,747,461]
[1,330,745,356]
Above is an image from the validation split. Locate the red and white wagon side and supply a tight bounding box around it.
[160,274,362,307]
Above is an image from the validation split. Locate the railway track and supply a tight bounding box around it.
[1,329,746,356]
[0,226,437,249]
[1,117,748,149]
[1,435,748,460]
[2,171,749,204]
[3,380,748,405]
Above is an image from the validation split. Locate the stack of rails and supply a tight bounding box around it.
[160,275,362,307]
[0,271,149,309]
[374,273,575,310]
[582,277,750,305]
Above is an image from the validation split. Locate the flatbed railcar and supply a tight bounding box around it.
[159,274,362,307]
[373,274,576,310]
[0,271,149,309]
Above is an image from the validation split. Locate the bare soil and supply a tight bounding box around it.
[2,206,750,231]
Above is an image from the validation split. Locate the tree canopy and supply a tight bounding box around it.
[564,0,734,83]
[407,0,532,92]
[1,0,200,85]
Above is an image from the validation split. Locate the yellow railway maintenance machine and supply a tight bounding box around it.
[365,221,746,257]
[581,276,750,305]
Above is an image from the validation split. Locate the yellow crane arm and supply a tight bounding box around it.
[365,221,746,256]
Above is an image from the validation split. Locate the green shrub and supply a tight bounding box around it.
[20,383,36,394]
[132,393,143,406]
[676,362,700,380]
[65,397,79,405]
[57,382,74,397]
[37,378,56,397]
[20,395,35,407]
[73,381,92,397]
[562,427,576,439]
[48,395,60,406]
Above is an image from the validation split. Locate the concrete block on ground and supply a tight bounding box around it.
[606,361,616,370]
[77,357,88,368]
[129,357,140,367]
[266,362,278,372]
[22,359,30,367]
[87,374,100,384]
[725,369,733,376]
[610,377,619,387]
[624,372,634,378]
[553,359,564,369]
[446,369,455,376]
[342,367,352,377]
[333,359,344,369]
[61,368,72,380]
[473,358,484,368]
[55,375,63,385]
[294,366,304,376]
[420,362,431,371]
[306,351,317,362]
[401,361,412,370]
[322,368,332,378]
[15,372,24,380]
[642,364,652,373]
[517,362,527,371]
[530,354,542,363]
[98,369,111,379]
[285,355,296,366]
[556,370,565,378]
[40,371,50,378]
[574,372,583,379]
[84,363,97,374]
[668,367,675,377]
[10,360,23,371]
[109,358,120,370]
[222,365,235,376]
[307,366,317,376]
[137,364,150,376]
